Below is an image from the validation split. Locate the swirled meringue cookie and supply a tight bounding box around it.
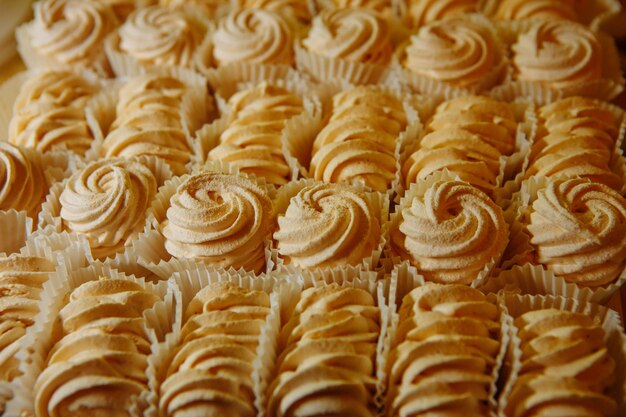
[506,309,616,417]
[243,0,312,28]
[161,0,225,18]
[392,180,508,284]
[60,159,157,259]
[102,75,195,175]
[160,283,270,417]
[114,5,205,69]
[310,86,406,192]
[212,8,294,66]
[208,83,304,185]
[9,70,99,156]
[407,0,480,28]
[512,20,602,89]
[0,256,55,385]
[493,0,578,21]
[318,0,392,17]
[161,172,274,273]
[403,96,517,194]
[527,178,626,287]
[404,17,502,89]
[274,182,381,269]
[0,142,48,217]
[22,0,119,76]
[267,284,379,417]
[303,8,392,65]
[388,284,500,417]
[34,278,160,417]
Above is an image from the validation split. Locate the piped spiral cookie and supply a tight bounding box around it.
[208,83,304,185]
[526,178,626,287]
[274,182,381,270]
[524,97,623,189]
[0,142,49,218]
[102,75,195,175]
[20,0,119,76]
[391,180,508,284]
[310,86,407,192]
[9,70,99,156]
[160,283,270,417]
[387,284,501,417]
[493,0,579,21]
[33,278,160,417]
[59,159,157,259]
[406,0,480,28]
[267,284,379,417]
[505,308,616,417]
[161,172,275,274]
[403,96,517,194]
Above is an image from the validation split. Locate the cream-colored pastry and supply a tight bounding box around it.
[527,178,626,287]
[161,0,224,18]
[161,172,274,274]
[0,256,55,384]
[116,5,205,68]
[244,0,312,25]
[208,83,304,185]
[102,75,194,175]
[388,283,500,417]
[392,180,508,284]
[267,284,379,417]
[303,8,391,65]
[512,20,602,89]
[494,0,578,21]
[60,159,157,259]
[407,0,480,28]
[274,182,381,269]
[506,309,616,417]
[403,96,516,193]
[325,0,391,16]
[212,8,294,66]
[24,0,119,76]
[0,142,48,217]
[9,70,99,156]
[160,283,270,417]
[310,86,405,192]
[404,17,501,88]
[34,278,159,417]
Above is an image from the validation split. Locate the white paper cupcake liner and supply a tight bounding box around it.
[497,293,626,417]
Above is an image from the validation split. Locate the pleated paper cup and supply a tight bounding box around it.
[497,293,626,417]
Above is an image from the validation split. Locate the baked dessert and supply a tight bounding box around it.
[391,180,508,284]
[317,0,392,18]
[403,95,517,194]
[512,20,602,89]
[402,16,503,90]
[243,0,313,27]
[526,177,626,287]
[207,83,304,185]
[388,283,500,416]
[524,97,623,189]
[267,284,379,417]
[161,172,275,274]
[33,278,160,417]
[492,0,578,21]
[18,0,119,76]
[274,182,381,270]
[0,142,49,218]
[9,70,99,156]
[59,158,157,259]
[101,74,195,175]
[211,8,294,67]
[310,86,406,192]
[0,256,55,386]
[505,309,616,417]
[406,0,480,28]
[160,283,271,417]
[160,0,225,19]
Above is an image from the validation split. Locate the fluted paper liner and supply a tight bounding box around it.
[497,293,626,417]
[0,210,33,257]
[259,272,387,416]
[382,170,508,283]
[204,62,300,97]
[5,264,175,417]
[142,265,281,417]
[271,178,390,274]
[380,274,508,417]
